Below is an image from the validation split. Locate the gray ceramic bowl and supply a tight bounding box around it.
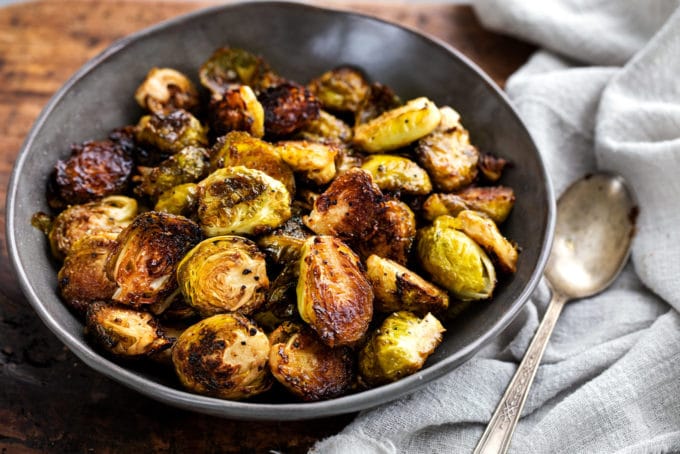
[6,1,554,420]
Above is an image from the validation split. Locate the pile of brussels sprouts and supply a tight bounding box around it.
[33,48,519,402]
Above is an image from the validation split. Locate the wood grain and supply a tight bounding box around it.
[0,1,533,452]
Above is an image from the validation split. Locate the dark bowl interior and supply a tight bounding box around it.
[6,1,554,420]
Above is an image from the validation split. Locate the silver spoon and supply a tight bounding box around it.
[474,173,637,454]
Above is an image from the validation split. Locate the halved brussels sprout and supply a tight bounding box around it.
[208,85,265,138]
[177,235,269,316]
[478,153,509,182]
[86,302,173,357]
[360,154,432,195]
[135,109,208,154]
[354,82,402,125]
[196,166,292,237]
[353,97,442,153]
[258,82,320,136]
[256,216,310,264]
[269,321,354,401]
[199,47,280,96]
[51,140,134,208]
[365,255,449,316]
[297,236,374,347]
[358,311,445,386]
[449,210,519,274]
[415,123,479,192]
[58,235,117,314]
[106,211,203,307]
[154,183,199,217]
[303,168,383,244]
[210,131,296,196]
[358,199,416,265]
[135,146,209,200]
[416,215,496,300]
[49,195,138,260]
[172,313,272,400]
[276,140,338,185]
[134,67,199,115]
[422,186,515,224]
[307,66,370,113]
[297,110,353,144]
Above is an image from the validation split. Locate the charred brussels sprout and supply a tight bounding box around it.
[365,255,449,316]
[276,140,338,185]
[478,153,509,182]
[360,155,432,195]
[106,211,203,308]
[49,195,138,260]
[58,235,117,314]
[209,131,295,195]
[196,166,292,237]
[417,215,496,300]
[177,236,269,316]
[50,140,134,208]
[297,236,374,347]
[297,110,353,144]
[359,311,445,386]
[208,85,265,138]
[269,322,355,401]
[135,146,209,200]
[256,216,310,264]
[86,302,173,357]
[353,97,441,153]
[307,66,370,113]
[199,47,280,96]
[258,83,320,137]
[358,199,416,265]
[415,123,479,192]
[303,168,383,244]
[354,82,402,125]
[172,313,272,400]
[134,67,199,115]
[154,183,199,217]
[422,186,515,224]
[135,109,208,154]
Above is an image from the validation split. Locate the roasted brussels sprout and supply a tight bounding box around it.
[276,140,338,185]
[478,153,509,182]
[209,131,295,195]
[358,311,445,386]
[258,82,320,137]
[307,66,370,113]
[196,166,292,237]
[422,186,515,224]
[353,97,441,153]
[135,109,208,154]
[135,146,209,200]
[106,211,203,308]
[365,255,449,316]
[50,140,134,208]
[416,215,496,300]
[297,110,353,144]
[358,199,416,265]
[448,210,519,274]
[49,195,138,260]
[57,235,117,314]
[199,46,281,96]
[334,148,365,176]
[134,67,200,115]
[86,302,173,357]
[436,105,462,131]
[269,322,354,401]
[415,123,479,192]
[360,154,432,195]
[297,236,374,347]
[303,168,383,244]
[354,82,401,125]
[208,85,265,138]
[172,313,272,400]
[256,216,310,264]
[177,235,269,316]
[154,183,199,217]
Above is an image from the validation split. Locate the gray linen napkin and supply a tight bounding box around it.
[313,1,680,452]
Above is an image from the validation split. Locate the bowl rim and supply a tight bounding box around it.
[5,0,555,420]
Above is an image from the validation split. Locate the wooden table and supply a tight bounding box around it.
[0,1,533,451]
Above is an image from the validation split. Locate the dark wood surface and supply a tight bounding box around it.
[0,1,533,452]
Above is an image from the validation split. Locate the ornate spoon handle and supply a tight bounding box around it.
[473,290,569,454]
